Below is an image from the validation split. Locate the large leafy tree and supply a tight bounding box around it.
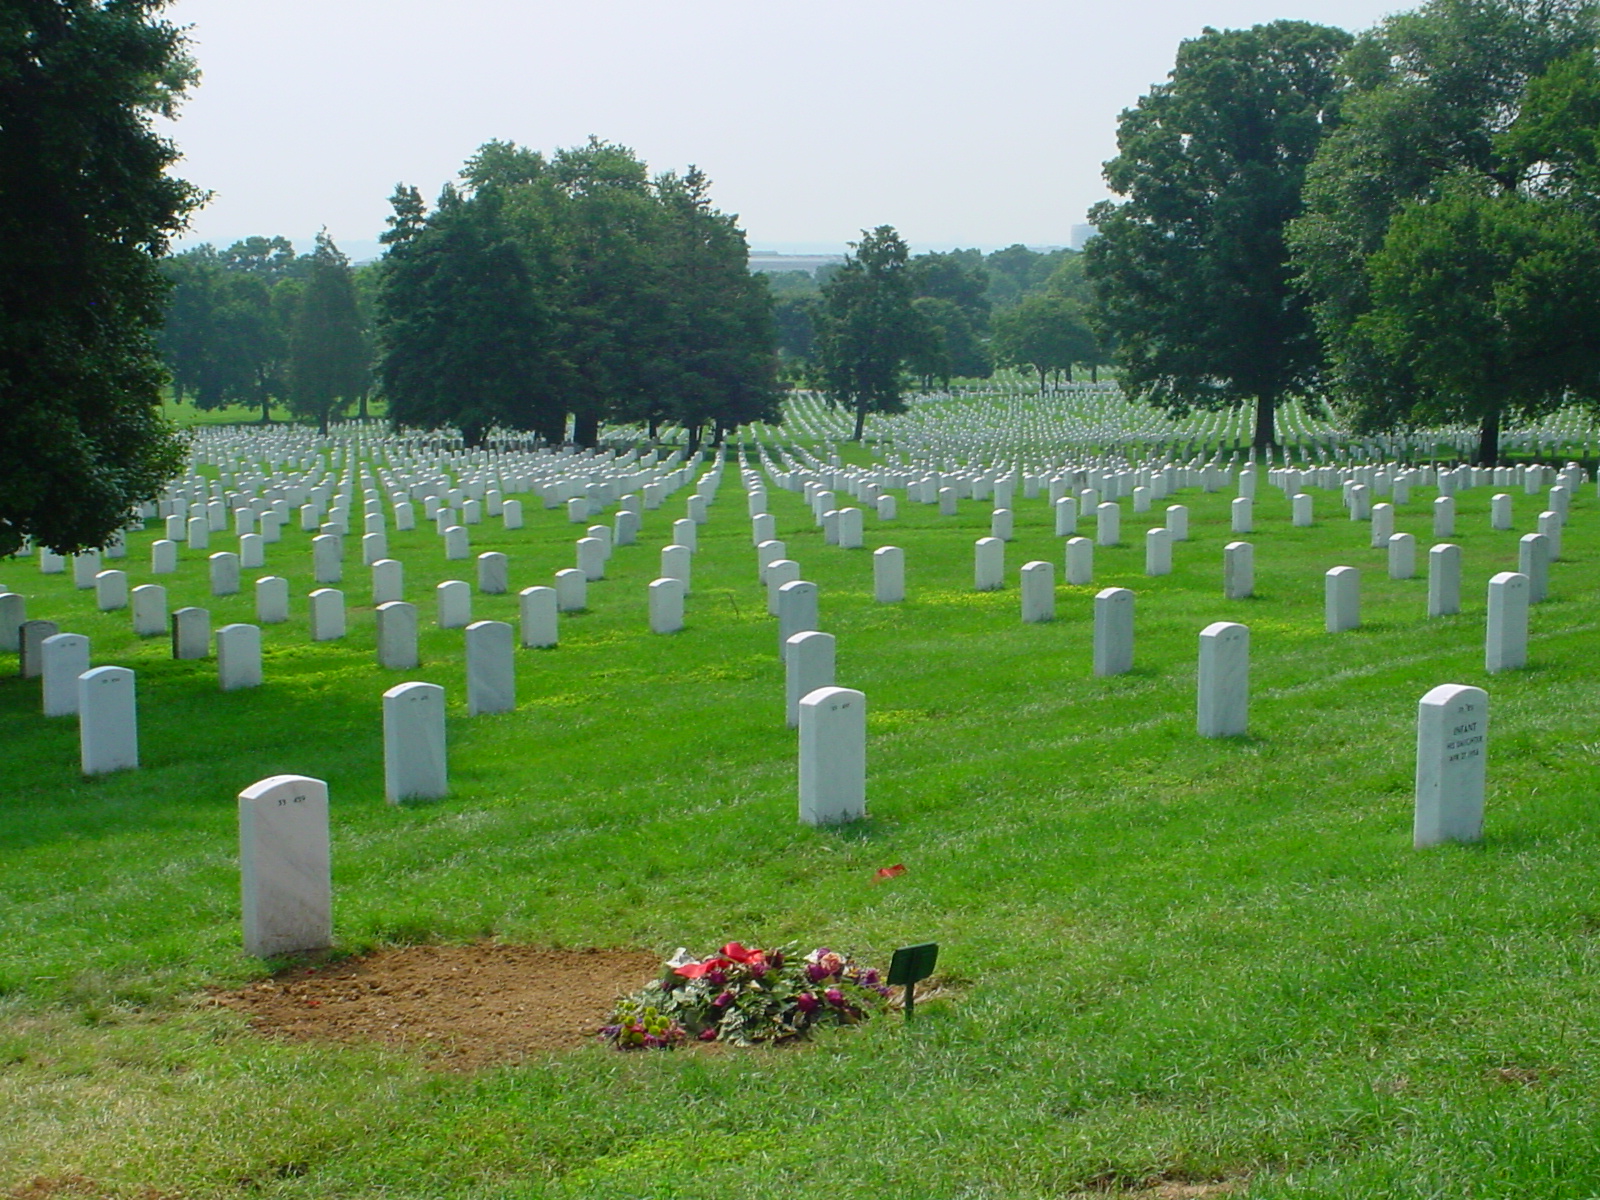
[1086,20,1353,449]
[1289,0,1600,463]
[991,293,1097,390]
[0,0,198,555]
[287,232,368,434]
[378,182,562,446]
[814,226,933,441]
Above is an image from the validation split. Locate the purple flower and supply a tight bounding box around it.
[797,992,819,1014]
[707,968,727,987]
[861,969,879,987]
[805,962,830,984]
[748,961,768,979]
[699,1028,718,1041]
[825,988,845,1007]
[713,991,735,1008]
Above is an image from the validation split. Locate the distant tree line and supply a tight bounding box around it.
[377,139,779,450]
[159,233,372,433]
[1086,0,1600,460]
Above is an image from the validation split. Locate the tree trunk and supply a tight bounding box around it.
[686,423,703,456]
[260,392,271,424]
[852,399,866,442]
[1091,364,1099,383]
[358,390,369,420]
[1036,364,1047,393]
[1252,394,1277,450]
[573,410,600,448]
[1476,406,1501,466]
[647,415,660,441]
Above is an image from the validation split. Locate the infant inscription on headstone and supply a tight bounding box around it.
[1413,683,1487,848]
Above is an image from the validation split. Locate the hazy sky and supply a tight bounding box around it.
[161,0,1404,259]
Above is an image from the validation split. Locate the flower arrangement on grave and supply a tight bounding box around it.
[600,942,891,1048]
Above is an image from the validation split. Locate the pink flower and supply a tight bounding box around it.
[699,1028,718,1041]
[797,992,819,1013]
[713,991,735,1008]
[825,988,845,1007]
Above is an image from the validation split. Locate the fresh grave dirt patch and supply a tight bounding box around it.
[210,943,660,1070]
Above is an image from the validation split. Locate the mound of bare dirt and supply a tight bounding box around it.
[210,943,660,1070]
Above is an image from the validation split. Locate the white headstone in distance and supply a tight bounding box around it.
[1020,560,1055,623]
[1292,493,1313,527]
[649,576,686,634]
[756,539,785,582]
[216,623,263,691]
[1485,571,1529,673]
[1065,536,1093,586]
[873,546,905,603]
[518,585,558,648]
[238,774,332,958]
[577,537,606,582]
[1145,527,1172,577]
[1096,502,1121,547]
[1433,495,1455,538]
[436,579,472,628]
[0,591,24,651]
[1414,683,1488,848]
[308,588,345,641]
[938,487,958,516]
[1197,621,1249,737]
[171,606,210,659]
[41,632,90,716]
[396,500,418,531]
[1054,496,1078,536]
[752,512,777,546]
[444,525,470,561]
[78,665,137,775]
[501,499,522,530]
[1132,485,1151,514]
[785,630,836,728]
[19,618,58,678]
[777,579,820,656]
[838,507,864,549]
[1388,532,1416,580]
[1223,541,1253,600]
[39,547,65,574]
[1518,532,1550,604]
[312,533,342,584]
[239,533,265,570]
[990,509,1014,542]
[1370,503,1395,550]
[209,551,241,597]
[798,685,866,826]
[151,539,177,574]
[1491,493,1513,530]
[255,576,289,625]
[671,518,697,553]
[383,680,447,804]
[465,620,516,715]
[567,497,589,524]
[1231,496,1253,534]
[766,559,800,615]
[1427,543,1461,618]
[1093,587,1134,677]
[876,495,897,520]
[974,537,1004,592]
[660,544,691,593]
[1325,567,1360,633]
[371,558,404,606]
[613,508,638,545]
[554,567,587,612]
[1538,510,1562,562]
[478,551,510,594]
[94,569,128,611]
[376,601,419,670]
[72,550,101,589]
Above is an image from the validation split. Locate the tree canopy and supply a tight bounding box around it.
[1289,0,1600,463]
[1086,20,1353,449]
[0,0,198,555]
[813,226,933,440]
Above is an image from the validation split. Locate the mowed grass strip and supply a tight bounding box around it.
[2,447,1599,1199]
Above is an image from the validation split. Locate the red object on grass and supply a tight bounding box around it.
[873,864,907,881]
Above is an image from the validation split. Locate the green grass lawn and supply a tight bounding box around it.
[2,448,1598,1198]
